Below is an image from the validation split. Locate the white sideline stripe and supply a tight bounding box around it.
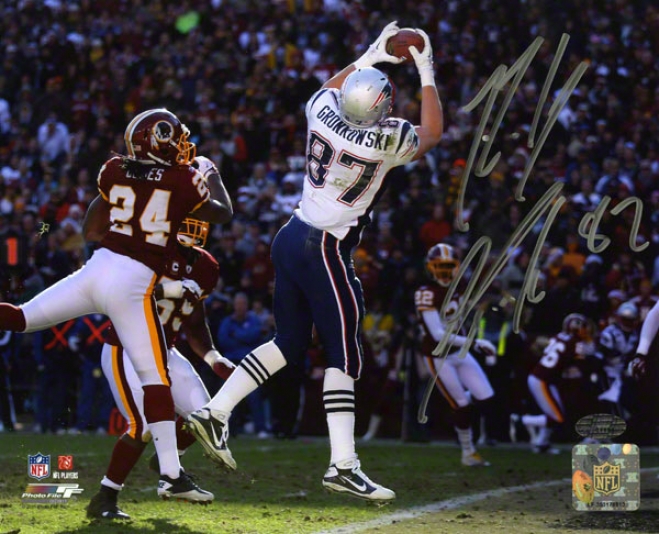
[315,467,659,534]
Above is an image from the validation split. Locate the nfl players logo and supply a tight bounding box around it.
[593,462,621,495]
[58,455,73,471]
[28,453,50,480]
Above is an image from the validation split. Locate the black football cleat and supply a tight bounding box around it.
[157,469,214,503]
[86,489,130,520]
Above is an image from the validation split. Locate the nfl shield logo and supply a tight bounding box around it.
[28,453,50,480]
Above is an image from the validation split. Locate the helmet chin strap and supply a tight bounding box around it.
[146,151,172,166]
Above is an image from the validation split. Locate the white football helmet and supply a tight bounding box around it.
[339,67,394,128]
[615,301,639,332]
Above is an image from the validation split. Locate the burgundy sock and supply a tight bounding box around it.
[175,416,196,451]
[105,435,147,486]
[142,384,175,422]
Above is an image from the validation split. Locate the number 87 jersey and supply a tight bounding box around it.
[296,87,419,241]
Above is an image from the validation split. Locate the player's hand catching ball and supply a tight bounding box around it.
[354,21,405,69]
[408,29,435,87]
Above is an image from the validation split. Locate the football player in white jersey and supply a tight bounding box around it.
[185,21,443,501]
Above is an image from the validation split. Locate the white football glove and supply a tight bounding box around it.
[474,339,497,356]
[408,28,435,87]
[194,156,219,180]
[161,279,202,300]
[354,21,405,69]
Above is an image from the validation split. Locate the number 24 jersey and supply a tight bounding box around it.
[97,156,210,275]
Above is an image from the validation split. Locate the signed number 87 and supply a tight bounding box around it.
[307,132,379,205]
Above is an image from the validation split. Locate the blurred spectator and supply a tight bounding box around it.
[217,292,269,437]
[418,203,452,252]
[32,320,78,434]
[68,314,113,435]
[36,113,70,176]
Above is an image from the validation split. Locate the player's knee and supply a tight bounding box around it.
[135,368,170,388]
[273,336,306,364]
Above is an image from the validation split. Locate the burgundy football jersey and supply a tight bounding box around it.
[414,283,464,356]
[531,332,580,383]
[105,246,219,348]
[97,156,210,275]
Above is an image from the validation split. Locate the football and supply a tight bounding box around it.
[386,29,425,64]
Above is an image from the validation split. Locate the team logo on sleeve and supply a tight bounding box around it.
[28,453,50,480]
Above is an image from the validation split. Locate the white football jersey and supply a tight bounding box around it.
[295,87,419,240]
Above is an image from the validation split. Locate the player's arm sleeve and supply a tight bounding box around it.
[82,194,112,242]
[181,301,215,358]
[596,330,615,360]
[421,309,471,347]
[395,121,420,164]
[96,160,114,201]
[305,88,330,117]
[637,301,659,355]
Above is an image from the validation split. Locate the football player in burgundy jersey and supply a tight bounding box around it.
[415,243,496,467]
[86,217,235,519]
[185,21,443,502]
[0,109,232,502]
[513,313,595,453]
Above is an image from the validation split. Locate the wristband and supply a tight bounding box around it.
[418,66,436,88]
[204,349,221,366]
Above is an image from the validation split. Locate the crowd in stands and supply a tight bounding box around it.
[1,0,659,443]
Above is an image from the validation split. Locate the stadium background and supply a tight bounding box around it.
[0,0,658,447]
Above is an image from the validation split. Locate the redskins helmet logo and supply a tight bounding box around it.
[153,120,174,143]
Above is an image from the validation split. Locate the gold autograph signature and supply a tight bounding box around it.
[418,34,647,423]
[37,222,50,237]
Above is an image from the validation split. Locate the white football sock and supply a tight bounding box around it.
[522,414,547,427]
[324,368,356,465]
[148,420,181,478]
[456,426,476,456]
[207,341,286,413]
[100,476,122,491]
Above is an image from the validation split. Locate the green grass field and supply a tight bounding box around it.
[0,433,657,534]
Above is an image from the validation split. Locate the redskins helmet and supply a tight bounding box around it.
[177,217,209,248]
[425,243,459,287]
[339,67,394,128]
[562,313,590,340]
[124,108,195,165]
